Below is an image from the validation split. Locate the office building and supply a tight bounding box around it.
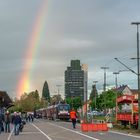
[65,60,88,102]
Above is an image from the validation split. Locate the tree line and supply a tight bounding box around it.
[9,81,120,113]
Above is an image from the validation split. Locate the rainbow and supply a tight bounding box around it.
[16,0,49,98]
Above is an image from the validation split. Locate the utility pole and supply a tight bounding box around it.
[131,22,140,130]
[93,81,98,110]
[101,67,109,114]
[101,67,109,91]
[113,72,119,121]
[113,72,119,88]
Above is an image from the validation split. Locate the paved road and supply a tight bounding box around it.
[1,119,140,140]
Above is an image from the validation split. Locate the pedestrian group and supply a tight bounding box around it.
[0,110,28,135]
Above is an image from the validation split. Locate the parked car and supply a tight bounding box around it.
[87,111,104,116]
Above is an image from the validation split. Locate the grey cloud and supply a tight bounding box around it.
[0,0,140,97]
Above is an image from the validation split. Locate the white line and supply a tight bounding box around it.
[31,123,52,140]
[57,121,140,139]
[48,122,100,140]
[109,130,140,139]
[21,131,41,134]
[7,127,14,140]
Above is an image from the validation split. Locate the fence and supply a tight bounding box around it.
[81,123,108,132]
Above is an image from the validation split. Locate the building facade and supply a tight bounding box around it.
[113,85,138,111]
[0,91,13,109]
[65,60,88,102]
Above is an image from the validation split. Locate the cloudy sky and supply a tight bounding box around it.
[0,0,140,99]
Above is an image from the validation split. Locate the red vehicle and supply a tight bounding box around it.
[36,108,47,118]
[46,103,70,120]
[116,94,138,128]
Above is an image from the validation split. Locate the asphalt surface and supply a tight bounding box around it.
[1,119,140,140]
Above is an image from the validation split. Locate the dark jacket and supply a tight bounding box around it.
[12,115,21,125]
[0,114,3,124]
[4,113,11,123]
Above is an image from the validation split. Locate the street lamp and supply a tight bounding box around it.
[131,22,140,130]
[79,86,87,122]
[101,66,109,114]
[113,69,131,87]
[113,72,119,89]
[113,72,119,121]
[101,67,109,91]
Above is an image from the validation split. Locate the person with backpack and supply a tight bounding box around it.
[12,112,21,135]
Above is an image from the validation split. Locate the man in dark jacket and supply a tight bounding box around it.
[0,113,4,134]
[4,110,11,133]
[12,112,21,135]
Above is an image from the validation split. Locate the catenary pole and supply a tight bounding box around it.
[131,22,140,130]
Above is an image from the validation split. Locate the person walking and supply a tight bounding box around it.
[0,112,4,134]
[12,112,21,135]
[31,114,34,122]
[70,108,77,129]
[4,110,11,133]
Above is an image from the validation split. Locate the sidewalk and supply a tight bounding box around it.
[0,122,38,140]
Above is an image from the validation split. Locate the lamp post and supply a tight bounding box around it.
[131,22,140,130]
[101,67,109,91]
[79,86,87,122]
[113,72,119,121]
[113,72,119,89]
[101,67,109,114]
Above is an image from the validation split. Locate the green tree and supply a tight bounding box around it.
[89,84,98,110]
[9,90,42,113]
[96,90,116,110]
[105,90,116,108]
[89,84,98,101]
[50,94,63,105]
[66,97,82,110]
[94,94,104,110]
[42,81,50,102]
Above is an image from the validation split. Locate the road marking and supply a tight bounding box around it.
[109,130,140,139]
[7,127,14,140]
[48,122,100,140]
[58,121,140,139]
[31,123,52,140]
[48,129,67,136]
[21,131,41,134]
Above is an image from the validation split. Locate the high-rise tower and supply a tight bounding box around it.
[65,60,88,101]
